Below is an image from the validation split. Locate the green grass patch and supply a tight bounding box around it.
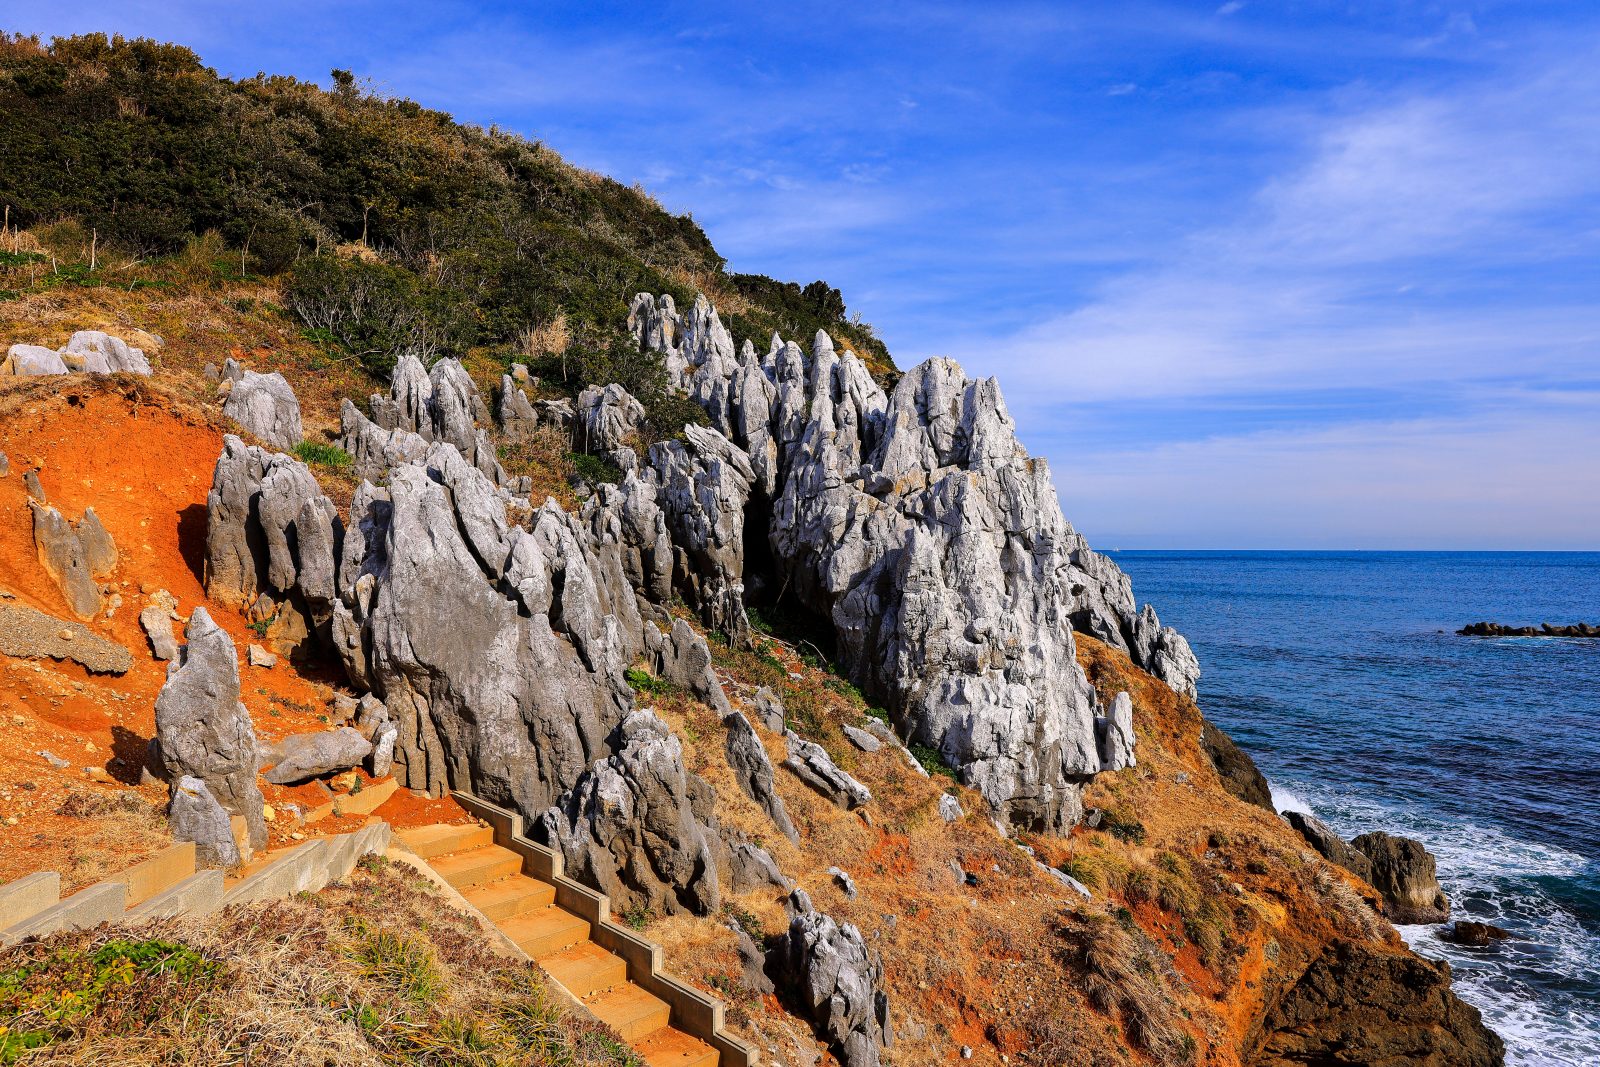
[291,440,353,470]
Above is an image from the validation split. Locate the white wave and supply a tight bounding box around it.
[1281,779,1600,1066]
[1269,781,1313,815]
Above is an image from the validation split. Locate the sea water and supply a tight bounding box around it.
[1114,551,1600,1067]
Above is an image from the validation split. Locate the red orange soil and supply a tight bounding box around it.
[0,376,466,889]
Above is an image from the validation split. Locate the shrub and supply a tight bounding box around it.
[624,667,673,696]
[284,254,446,374]
[566,450,622,486]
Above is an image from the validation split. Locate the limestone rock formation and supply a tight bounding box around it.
[139,604,179,661]
[783,732,871,810]
[59,331,153,375]
[153,607,266,850]
[223,369,303,450]
[779,889,892,1067]
[642,618,733,716]
[1095,690,1137,771]
[3,332,151,376]
[3,343,67,375]
[577,382,645,453]
[205,435,341,658]
[31,502,116,619]
[646,425,754,645]
[627,291,1201,831]
[1351,832,1451,924]
[358,353,509,485]
[167,776,241,869]
[264,727,373,784]
[538,710,722,916]
[1285,811,1373,881]
[724,711,800,843]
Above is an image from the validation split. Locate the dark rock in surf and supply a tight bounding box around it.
[1201,719,1274,811]
[1351,831,1450,924]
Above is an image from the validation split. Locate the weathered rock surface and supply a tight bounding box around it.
[30,501,116,619]
[628,291,1200,831]
[842,724,880,753]
[59,331,153,375]
[223,370,303,450]
[938,794,964,823]
[167,775,241,869]
[153,607,266,850]
[1202,719,1274,811]
[1250,941,1502,1067]
[783,732,872,810]
[1095,690,1137,771]
[724,711,799,842]
[577,382,645,453]
[646,425,754,644]
[1441,921,1511,947]
[4,332,152,376]
[728,839,789,892]
[0,602,132,673]
[779,888,892,1067]
[1285,811,1372,881]
[642,618,733,716]
[538,710,721,916]
[136,604,177,662]
[3,343,68,376]
[1351,831,1451,924]
[358,353,509,485]
[264,727,373,784]
[205,435,341,659]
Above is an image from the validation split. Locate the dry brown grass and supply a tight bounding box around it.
[515,314,572,361]
[0,790,173,895]
[0,859,641,1066]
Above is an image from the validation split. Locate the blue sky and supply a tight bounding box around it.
[10,1,1600,548]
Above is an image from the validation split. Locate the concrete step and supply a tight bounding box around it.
[501,906,589,958]
[0,872,59,931]
[430,844,522,890]
[398,822,494,860]
[461,874,555,922]
[127,870,224,922]
[636,1027,720,1067]
[538,938,628,998]
[1,881,126,947]
[587,981,671,1043]
[119,843,197,908]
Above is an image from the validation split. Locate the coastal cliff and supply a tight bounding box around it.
[0,32,1503,1066]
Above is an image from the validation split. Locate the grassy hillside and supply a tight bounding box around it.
[0,32,893,399]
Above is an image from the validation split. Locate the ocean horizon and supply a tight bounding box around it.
[1114,549,1600,1067]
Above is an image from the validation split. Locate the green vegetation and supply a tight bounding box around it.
[291,440,354,470]
[909,742,960,781]
[0,939,218,1062]
[624,667,674,696]
[0,32,893,399]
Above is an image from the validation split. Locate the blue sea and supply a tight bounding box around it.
[1113,551,1600,1067]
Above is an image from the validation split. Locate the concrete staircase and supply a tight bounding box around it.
[0,821,391,947]
[399,821,725,1067]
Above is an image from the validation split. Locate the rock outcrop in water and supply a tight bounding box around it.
[1352,831,1451,924]
[1459,621,1599,638]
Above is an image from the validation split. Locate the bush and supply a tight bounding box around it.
[284,254,448,374]
[566,450,622,486]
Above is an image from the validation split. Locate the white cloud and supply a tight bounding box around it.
[1216,1,1245,16]
[1053,397,1600,549]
